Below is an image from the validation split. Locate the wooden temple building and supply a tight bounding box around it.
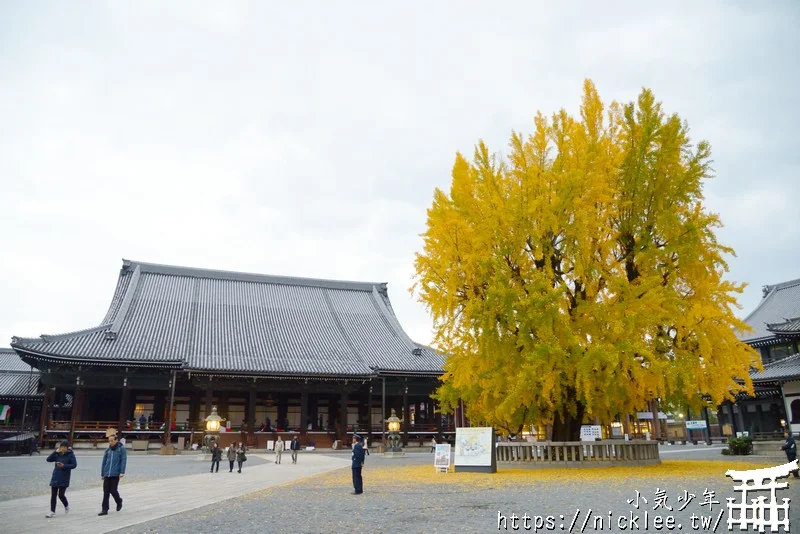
[10,259,449,449]
[734,277,800,436]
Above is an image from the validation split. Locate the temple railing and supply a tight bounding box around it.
[495,440,661,466]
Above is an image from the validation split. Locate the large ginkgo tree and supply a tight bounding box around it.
[412,80,760,440]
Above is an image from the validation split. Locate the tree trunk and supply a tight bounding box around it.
[550,399,585,441]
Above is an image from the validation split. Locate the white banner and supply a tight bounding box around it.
[685,420,707,430]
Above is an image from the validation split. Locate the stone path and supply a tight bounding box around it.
[0,454,349,533]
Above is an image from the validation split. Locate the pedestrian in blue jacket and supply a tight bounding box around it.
[98,432,127,516]
[351,434,366,495]
[45,440,77,518]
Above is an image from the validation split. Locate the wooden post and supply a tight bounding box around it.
[247,386,256,443]
[118,382,131,432]
[40,386,53,445]
[164,370,177,446]
[69,380,83,445]
[339,391,348,441]
[402,385,409,447]
[300,390,308,436]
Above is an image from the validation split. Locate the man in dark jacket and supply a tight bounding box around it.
[290,435,301,464]
[99,431,127,515]
[210,441,222,472]
[351,434,366,494]
[781,431,800,478]
[45,440,77,517]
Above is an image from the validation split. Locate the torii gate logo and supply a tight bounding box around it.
[726,460,797,532]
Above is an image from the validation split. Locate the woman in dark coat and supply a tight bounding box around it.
[236,442,247,473]
[45,439,77,517]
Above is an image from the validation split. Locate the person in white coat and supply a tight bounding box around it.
[274,436,284,464]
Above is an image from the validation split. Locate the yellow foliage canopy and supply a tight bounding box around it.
[412,80,760,438]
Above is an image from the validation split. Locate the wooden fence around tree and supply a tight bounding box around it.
[495,440,660,467]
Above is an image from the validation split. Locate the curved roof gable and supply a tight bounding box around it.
[11,259,446,377]
[739,278,800,345]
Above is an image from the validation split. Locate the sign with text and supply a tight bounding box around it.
[580,425,603,441]
[685,420,707,430]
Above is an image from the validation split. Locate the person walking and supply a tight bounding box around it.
[45,440,77,518]
[98,432,127,516]
[430,436,437,453]
[227,442,237,472]
[290,434,300,464]
[210,441,221,473]
[236,441,247,473]
[275,435,284,464]
[351,434,366,494]
[781,431,800,478]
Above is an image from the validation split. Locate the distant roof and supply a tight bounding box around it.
[751,352,800,383]
[0,348,33,372]
[0,348,41,400]
[739,278,800,347]
[767,317,800,336]
[11,259,446,377]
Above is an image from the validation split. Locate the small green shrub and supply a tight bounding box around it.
[726,436,753,455]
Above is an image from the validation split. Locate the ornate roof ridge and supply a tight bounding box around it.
[122,259,386,292]
[766,316,800,329]
[763,278,800,293]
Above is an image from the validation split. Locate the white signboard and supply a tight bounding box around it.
[580,425,603,441]
[434,444,451,469]
[454,427,493,466]
[685,420,707,430]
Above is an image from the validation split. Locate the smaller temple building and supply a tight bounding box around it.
[731,278,800,436]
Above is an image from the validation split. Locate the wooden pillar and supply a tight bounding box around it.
[339,391,348,440]
[220,392,230,428]
[164,370,177,445]
[40,386,53,443]
[300,390,308,436]
[189,391,200,429]
[203,386,213,424]
[368,385,374,439]
[69,381,83,445]
[118,383,131,432]
[402,386,409,446]
[247,387,256,438]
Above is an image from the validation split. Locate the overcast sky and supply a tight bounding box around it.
[1,1,798,350]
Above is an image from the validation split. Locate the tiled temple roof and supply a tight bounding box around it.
[750,352,800,382]
[11,260,446,378]
[0,348,41,400]
[739,278,800,347]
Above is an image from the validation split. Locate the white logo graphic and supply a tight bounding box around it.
[725,460,797,532]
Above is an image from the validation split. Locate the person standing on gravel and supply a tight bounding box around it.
[210,441,222,473]
[236,442,248,473]
[98,432,126,516]
[227,442,237,472]
[289,434,300,463]
[275,435,284,464]
[45,439,77,518]
[351,434,366,495]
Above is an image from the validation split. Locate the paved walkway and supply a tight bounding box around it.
[0,454,350,533]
